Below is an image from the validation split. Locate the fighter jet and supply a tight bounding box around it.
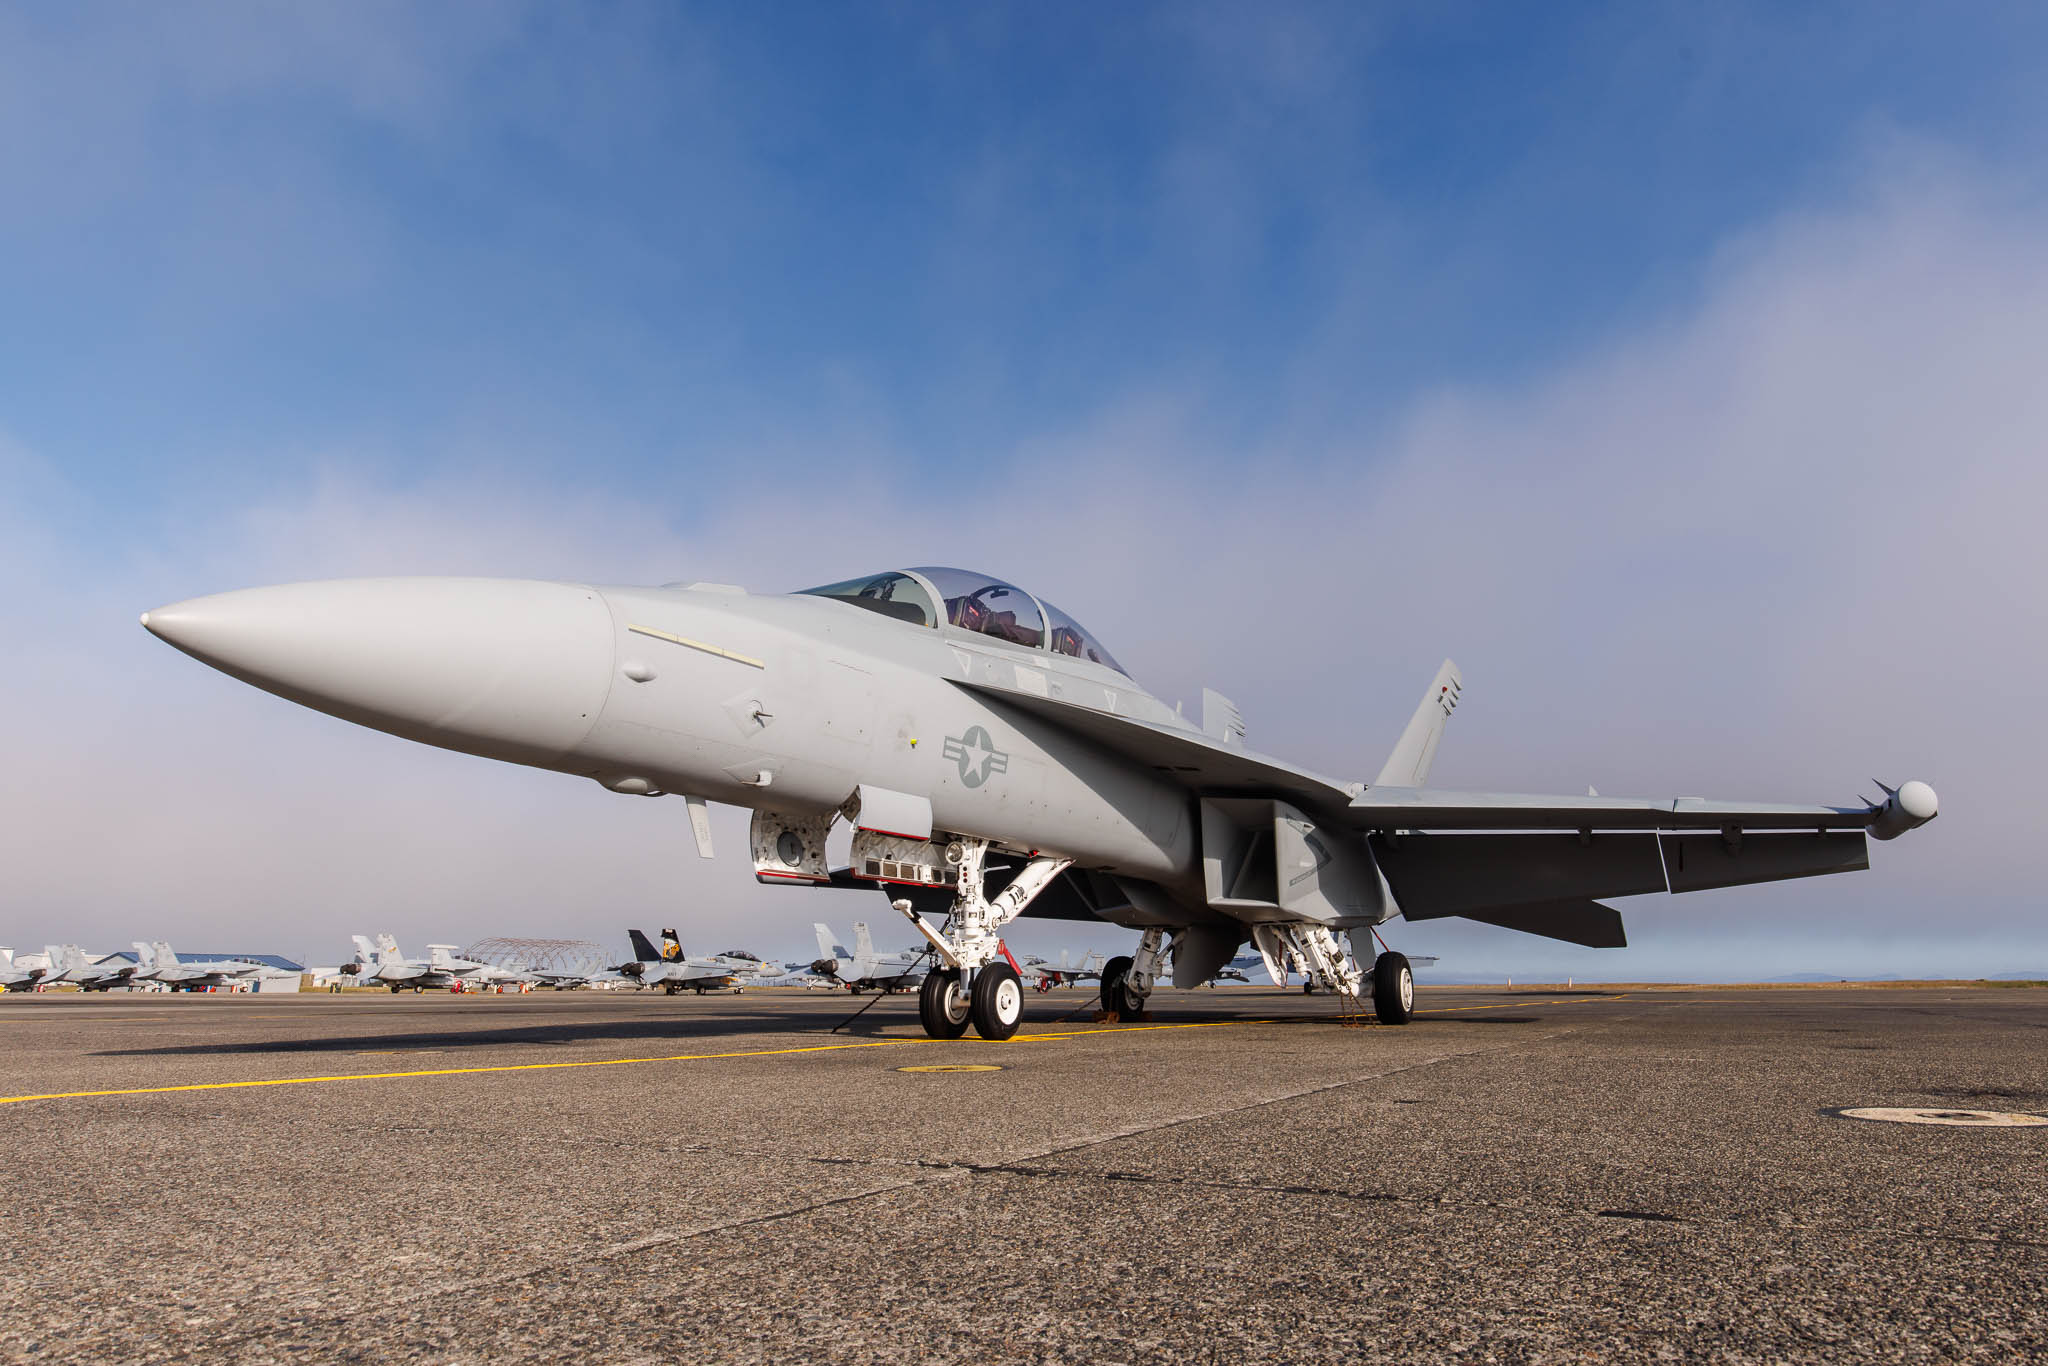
[142,565,1939,1041]
[810,922,928,994]
[342,935,508,992]
[131,942,266,991]
[613,928,766,994]
[1014,950,1103,991]
[0,948,47,992]
[42,945,142,992]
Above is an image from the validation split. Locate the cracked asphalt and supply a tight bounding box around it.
[2,984,2043,1363]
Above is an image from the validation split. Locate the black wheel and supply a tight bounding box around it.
[1099,955,1134,1020]
[918,969,971,1039]
[969,963,1024,1041]
[1373,951,1415,1025]
[1303,980,1315,995]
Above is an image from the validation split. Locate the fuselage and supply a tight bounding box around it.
[142,577,1205,900]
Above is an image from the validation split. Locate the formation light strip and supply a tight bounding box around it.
[628,624,765,669]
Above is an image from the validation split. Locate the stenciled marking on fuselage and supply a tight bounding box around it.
[626,623,765,669]
[942,726,1010,788]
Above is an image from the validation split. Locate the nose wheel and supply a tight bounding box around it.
[918,969,971,1039]
[969,962,1024,1040]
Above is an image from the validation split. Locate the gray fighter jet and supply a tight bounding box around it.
[0,949,47,992]
[142,566,1939,1041]
[810,922,927,993]
[132,942,266,991]
[614,928,769,993]
[342,935,515,991]
[43,945,141,992]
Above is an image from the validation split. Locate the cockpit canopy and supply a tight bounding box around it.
[798,567,1128,676]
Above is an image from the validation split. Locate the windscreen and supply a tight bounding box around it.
[797,572,937,627]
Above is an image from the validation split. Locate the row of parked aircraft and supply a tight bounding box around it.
[3,927,1284,999]
[1,943,272,992]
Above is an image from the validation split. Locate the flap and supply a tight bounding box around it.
[1461,899,1628,949]
[1661,831,1868,893]
[1378,832,1668,918]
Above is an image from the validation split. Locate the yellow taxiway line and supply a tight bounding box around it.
[0,997,1643,1108]
[0,1018,1268,1108]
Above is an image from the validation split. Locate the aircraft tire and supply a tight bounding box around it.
[1372,952,1415,1025]
[918,969,971,1039]
[969,963,1024,1041]
[1099,956,1134,1020]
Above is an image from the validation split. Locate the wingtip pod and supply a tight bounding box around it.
[1869,780,1939,840]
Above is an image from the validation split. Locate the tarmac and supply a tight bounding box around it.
[2,984,2044,1364]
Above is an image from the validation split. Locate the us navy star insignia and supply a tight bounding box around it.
[942,726,1009,788]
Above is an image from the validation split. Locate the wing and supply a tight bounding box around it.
[953,675,1920,837]
[1341,787,1879,832]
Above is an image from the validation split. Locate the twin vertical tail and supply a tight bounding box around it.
[1374,659,1462,788]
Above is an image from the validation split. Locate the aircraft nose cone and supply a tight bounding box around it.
[142,577,614,763]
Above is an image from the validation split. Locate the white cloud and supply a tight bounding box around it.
[3,149,2041,977]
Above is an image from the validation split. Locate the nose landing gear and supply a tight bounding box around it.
[894,839,1073,1040]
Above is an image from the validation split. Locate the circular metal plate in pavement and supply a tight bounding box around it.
[1837,1107,2048,1128]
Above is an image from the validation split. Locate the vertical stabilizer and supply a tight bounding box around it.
[853,922,876,964]
[1374,660,1463,788]
[627,929,663,963]
[153,941,178,969]
[1200,689,1247,746]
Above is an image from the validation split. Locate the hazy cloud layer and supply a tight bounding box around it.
[4,150,2038,977]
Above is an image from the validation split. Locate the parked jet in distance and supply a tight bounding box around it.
[132,942,265,991]
[342,936,524,992]
[613,928,770,994]
[43,945,141,992]
[143,565,1940,1042]
[1015,950,1103,992]
[811,923,926,994]
[0,949,47,992]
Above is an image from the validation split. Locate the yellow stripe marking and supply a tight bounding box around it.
[627,624,764,669]
[0,1019,1271,1107]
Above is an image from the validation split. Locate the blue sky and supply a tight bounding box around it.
[10,2,2045,519]
[3,2,2044,976]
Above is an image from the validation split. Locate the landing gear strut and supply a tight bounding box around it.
[1100,927,1170,1020]
[895,838,1072,1040]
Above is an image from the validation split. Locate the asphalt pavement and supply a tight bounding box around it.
[2,984,2043,1364]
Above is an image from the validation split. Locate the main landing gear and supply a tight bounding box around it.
[1371,950,1415,1025]
[1098,926,1169,1020]
[1252,924,1417,1025]
[895,838,1072,1042]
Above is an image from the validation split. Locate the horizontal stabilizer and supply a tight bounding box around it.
[1461,899,1626,948]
